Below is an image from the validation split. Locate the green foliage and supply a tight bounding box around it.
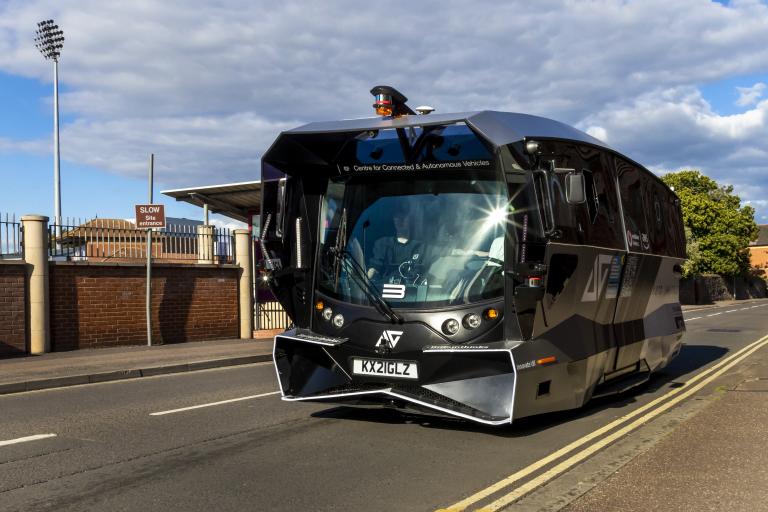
[681,227,700,278]
[662,170,758,276]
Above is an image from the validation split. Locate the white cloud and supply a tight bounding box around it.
[585,126,608,142]
[578,86,768,212]
[736,82,766,106]
[1,0,768,217]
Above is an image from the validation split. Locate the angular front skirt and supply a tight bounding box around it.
[273,331,518,426]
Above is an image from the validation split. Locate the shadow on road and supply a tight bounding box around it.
[311,343,728,436]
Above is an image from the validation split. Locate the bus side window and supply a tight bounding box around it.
[533,170,555,236]
[664,191,686,259]
[617,160,651,253]
[644,181,665,255]
[579,151,623,250]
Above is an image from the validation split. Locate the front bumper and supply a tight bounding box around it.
[273,330,518,425]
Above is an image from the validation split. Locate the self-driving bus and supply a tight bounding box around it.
[259,86,686,426]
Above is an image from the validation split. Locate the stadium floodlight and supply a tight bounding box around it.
[34,19,65,236]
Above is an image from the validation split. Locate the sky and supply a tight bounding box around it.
[1,0,768,228]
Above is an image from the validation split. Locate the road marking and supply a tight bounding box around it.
[687,303,767,322]
[0,434,57,447]
[437,333,768,512]
[478,332,768,511]
[684,300,768,314]
[150,391,280,416]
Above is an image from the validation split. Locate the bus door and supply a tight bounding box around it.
[612,160,656,372]
[530,146,625,369]
[260,166,326,328]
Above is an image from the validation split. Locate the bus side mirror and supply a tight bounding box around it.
[565,172,586,205]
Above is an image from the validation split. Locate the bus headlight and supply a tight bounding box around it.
[332,313,345,328]
[442,318,460,336]
[463,313,482,329]
[322,308,333,321]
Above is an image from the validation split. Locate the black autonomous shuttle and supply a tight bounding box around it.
[260,86,686,426]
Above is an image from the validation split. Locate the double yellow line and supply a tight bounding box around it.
[437,332,768,512]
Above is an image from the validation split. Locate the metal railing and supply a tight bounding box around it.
[0,213,22,259]
[48,218,234,263]
[257,301,292,330]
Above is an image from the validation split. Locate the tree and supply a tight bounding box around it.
[681,227,701,278]
[662,170,758,276]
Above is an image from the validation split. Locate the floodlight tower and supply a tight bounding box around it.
[34,19,65,235]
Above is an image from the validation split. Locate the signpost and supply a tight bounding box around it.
[135,204,166,228]
[137,154,163,346]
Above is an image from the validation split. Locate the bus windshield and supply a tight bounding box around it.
[318,171,508,309]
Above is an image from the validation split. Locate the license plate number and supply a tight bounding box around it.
[352,358,418,379]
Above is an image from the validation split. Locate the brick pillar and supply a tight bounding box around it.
[234,229,253,339]
[196,224,215,264]
[21,215,50,354]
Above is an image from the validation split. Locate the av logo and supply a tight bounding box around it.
[382,284,406,299]
[376,330,404,349]
[581,254,614,302]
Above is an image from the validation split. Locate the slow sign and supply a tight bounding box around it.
[135,204,166,229]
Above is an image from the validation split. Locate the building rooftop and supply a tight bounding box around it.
[752,224,768,246]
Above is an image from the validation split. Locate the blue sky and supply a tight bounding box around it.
[699,72,768,115]
[1,0,768,227]
[0,68,231,225]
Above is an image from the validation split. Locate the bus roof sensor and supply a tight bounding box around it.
[371,85,415,117]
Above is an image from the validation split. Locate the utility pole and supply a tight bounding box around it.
[146,154,154,346]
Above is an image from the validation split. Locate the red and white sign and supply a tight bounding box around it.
[135,204,166,228]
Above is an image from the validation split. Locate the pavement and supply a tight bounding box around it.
[0,337,274,395]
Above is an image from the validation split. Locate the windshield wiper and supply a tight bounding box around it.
[333,209,348,292]
[329,247,402,324]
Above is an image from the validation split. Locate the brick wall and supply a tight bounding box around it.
[750,246,768,270]
[50,262,239,351]
[0,262,27,357]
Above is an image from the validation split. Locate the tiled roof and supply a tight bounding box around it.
[753,224,768,246]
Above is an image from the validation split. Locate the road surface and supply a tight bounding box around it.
[1,300,767,511]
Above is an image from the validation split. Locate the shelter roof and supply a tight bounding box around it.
[162,181,260,223]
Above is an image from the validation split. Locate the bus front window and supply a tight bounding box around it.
[318,171,508,309]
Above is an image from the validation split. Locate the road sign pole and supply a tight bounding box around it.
[146,153,154,347]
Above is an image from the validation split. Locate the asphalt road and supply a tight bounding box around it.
[1,300,767,512]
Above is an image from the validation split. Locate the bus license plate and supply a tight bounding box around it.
[352,358,418,379]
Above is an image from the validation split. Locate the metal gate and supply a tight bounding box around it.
[257,301,291,330]
[252,236,292,330]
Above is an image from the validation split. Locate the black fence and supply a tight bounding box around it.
[257,301,292,330]
[0,213,22,259]
[48,218,234,263]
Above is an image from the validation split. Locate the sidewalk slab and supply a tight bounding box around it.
[0,338,274,395]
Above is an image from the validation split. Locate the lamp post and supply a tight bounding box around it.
[34,19,65,238]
